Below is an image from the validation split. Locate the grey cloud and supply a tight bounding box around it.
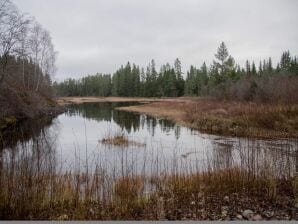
[14,0,298,80]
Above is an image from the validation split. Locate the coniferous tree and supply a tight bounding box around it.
[246,60,251,75]
[268,57,273,73]
[251,62,257,75]
[197,62,208,95]
[174,58,184,96]
[53,47,298,102]
[214,42,229,75]
[280,51,291,71]
[258,61,263,75]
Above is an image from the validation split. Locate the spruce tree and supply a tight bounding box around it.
[246,60,251,75]
[251,61,256,75]
[214,42,229,75]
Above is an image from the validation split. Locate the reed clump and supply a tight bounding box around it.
[0,166,296,220]
[0,134,296,220]
[101,133,145,147]
[101,135,130,146]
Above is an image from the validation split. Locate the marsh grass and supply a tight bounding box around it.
[185,100,298,138]
[100,132,145,147]
[118,98,298,138]
[0,133,297,220]
[1,168,295,220]
[101,135,130,146]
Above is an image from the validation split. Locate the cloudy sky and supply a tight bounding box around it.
[14,0,298,80]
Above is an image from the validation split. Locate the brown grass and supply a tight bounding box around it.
[101,134,145,147]
[101,135,130,146]
[1,167,296,220]
[56,96,161,105]
[117,97,298,139]
[1,131,297,220]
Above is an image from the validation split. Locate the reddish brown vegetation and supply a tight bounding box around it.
[118,97,298,138]
[1,168,296,220]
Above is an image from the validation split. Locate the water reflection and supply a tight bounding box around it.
[65,102,179,138]
[1,102,297,220]
[211,138,297,178]
[1,102,297,180]
[0,117,55,150]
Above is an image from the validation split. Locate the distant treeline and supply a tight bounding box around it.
[54,42,298,103]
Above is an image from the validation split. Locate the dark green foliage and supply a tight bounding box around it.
[55,59,185,98]
[214,42,229,74]
[187,44,298,101]
[158,60,184,97]
[251,62,257,75]
[184,65,197,96]
[54,43,298,102]
[54,74,111,97]
[174,58,185,96]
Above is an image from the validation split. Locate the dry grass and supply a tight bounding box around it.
[101,135,131,146]
[56,97,160,105]
[0,166,296,220]
[116,100,188,125]
[1,134,296,220]
[117,97,298,138]
[1,97,297,220]
[100,134,145,147]
[186,100,298,138]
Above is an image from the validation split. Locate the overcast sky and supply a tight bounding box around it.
[14,0,298,80]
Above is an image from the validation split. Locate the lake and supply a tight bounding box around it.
[1,102,297,178]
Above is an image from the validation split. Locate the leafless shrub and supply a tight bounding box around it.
[226,74,298,103]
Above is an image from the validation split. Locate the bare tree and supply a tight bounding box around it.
[16,20,31,88]
[28,22,57,92]
[28,21,42,90]
[0,0,10,20]
[0,0,29,84]
[37,29,57,91]
[0,0,57,91]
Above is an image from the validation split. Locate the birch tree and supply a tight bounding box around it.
[0,0,29,84]
[36,29,56,91]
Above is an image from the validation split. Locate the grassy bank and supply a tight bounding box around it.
[116,97,298,139]
[56,96,160,105]
[1,166,296,220]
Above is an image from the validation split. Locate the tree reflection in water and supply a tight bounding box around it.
[0,102,297,219]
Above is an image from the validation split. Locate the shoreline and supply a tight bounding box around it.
[56,96,162,105]
[117,102,298,139]
[56,96,298,139]
[2,96,296,220]
[0,102,65,133]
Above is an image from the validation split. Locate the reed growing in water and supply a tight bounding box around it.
[0,134,297,220]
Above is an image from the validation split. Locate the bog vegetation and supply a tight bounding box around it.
[1,133,296,220]
[0,0,297,221]
[54,42,298,103]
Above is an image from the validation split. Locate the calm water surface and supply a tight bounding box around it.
[2,102,297,177]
